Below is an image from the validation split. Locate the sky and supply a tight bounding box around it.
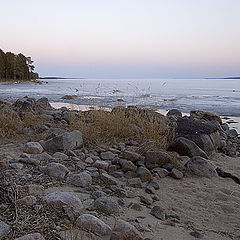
[0,0,240,78]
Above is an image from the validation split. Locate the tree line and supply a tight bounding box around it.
[0,49,39,81]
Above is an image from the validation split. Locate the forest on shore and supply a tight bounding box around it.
[0,49,39,82]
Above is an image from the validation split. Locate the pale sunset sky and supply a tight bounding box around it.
[1,0,239,78]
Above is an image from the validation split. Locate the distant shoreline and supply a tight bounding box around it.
[205,77,240,79]
[39,77,86,80]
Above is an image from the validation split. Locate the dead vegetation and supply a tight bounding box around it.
[68,107,176,149]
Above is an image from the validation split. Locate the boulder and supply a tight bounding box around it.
[127,178,142,188]
[167,109,182,118]
[190,110,222,124]
[94,197,120,215]
[35,97,52,109]
[14,233,45,240]
[76,214,112,238]
[169,168,183,180]
[93,160,109,170]
[67,172,92,187]
[43,192,83,219]
[136,167,152,182]
[145,151,171,170]
[52,152,68,160]
[110,219,143,240]
[121,160,137,172]
[44,162,70,179]
[120,151,142,163]
[24,142,43,154]
[100,173,119,185]
[169,137,208,159]
[150,206,165,220]
[100,151,115,160]
[185,156,217,178]
[43,130,83,153]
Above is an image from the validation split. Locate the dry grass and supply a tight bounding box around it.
[68,107,176,149]
[0,108,44,137]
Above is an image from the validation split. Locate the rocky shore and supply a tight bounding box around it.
[0,97,240,240]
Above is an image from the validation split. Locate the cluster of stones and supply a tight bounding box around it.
[0,98,239,239]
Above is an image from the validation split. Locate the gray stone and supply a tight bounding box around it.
[169,137,208,159]
[121,160,137,172]
[127,178,142,188]
[67,172,92,187]
[167,109,182,118]
[153,168,169,178]
[140,195,153,205]
[43,191,83,219]
[93,160,109,170]
[136,167,152,182]
[43,130,83,153]
[110,219,143,240]
[145,151,171,170]
[91,191,107,200]
[147,180,159,190]
[76,214,112,238]
[185,156,217,178]
[100,151,115,160]
[150,206,165,220]
[94,197,120,215]
[45,162,70,179]
[14,233,45,240]
[100,173,119,185]
[170,168,184,180]
[52,152,68,160]
[0,220,10,238]
[24,142,43,154]
[120,150,142,163]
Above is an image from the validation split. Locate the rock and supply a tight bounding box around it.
[121,160,137,172]
[0,220,10,238]
[14,233,45,240]
[120,150,142,163]
[169,137,208,159]
[226,129,238,138]
[167,109,182,118]
[127,178,142,188]
[35,97,52,109]
[145,151,171,170]
[140,195,153,205]
[76,214,112,238]
[43,192,83,219]
[24,142,43,154]
[44,162,70,179]
[147,180,159,190]
[185,156,217,178]
[85,157,94,164]
[17,196,37,206]
[67,172,92,187]
[110,219,143,240]
[170,168,183,180]
[93,160,109,170]
[91,191,107,200]
[52,152,68,160]
[153,168,169,178]
[30,152,52,161]
[19,158,40,166]
[43,130,83,153]
[100,151,115,160]
[136,167,152,182]
[190,110,222,124]
[162,163,174,172]
[150,206,165,220]
[145,185,156,194]
[100,173,119,185]
[94,197,120,215]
